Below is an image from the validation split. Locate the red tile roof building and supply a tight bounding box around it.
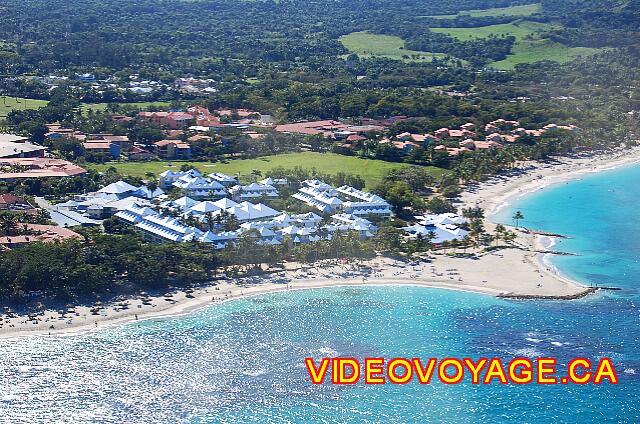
[0,224,83,249]
[0,158,87,179]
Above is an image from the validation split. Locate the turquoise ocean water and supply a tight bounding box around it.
[1,165,640,422]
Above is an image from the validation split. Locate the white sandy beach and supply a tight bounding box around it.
[2,146,640,338]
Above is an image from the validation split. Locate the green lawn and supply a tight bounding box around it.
[0,96,48,118]
[430,21,552,42]
[431,20,601,69]
[89,152,447,188]
[491,39,600,70]
[339,31,447,62]
[426,3,541,19]
[80,101,172,116]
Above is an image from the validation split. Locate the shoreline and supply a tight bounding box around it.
[0,276,505,340]
[460,145,640,292]
[2,146,639,339]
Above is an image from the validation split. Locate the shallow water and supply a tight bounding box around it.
[1,165,640,422]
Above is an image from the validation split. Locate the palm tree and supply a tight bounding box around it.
[512,211,524,228]
[494,224,506,245]
[204,212,215,231]
[0,214,19,236]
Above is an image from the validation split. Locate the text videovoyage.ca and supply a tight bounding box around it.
[305,357,619,385]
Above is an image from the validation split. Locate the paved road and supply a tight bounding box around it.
[34,196,53,210]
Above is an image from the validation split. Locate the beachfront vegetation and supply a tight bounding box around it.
[0,230,375,304]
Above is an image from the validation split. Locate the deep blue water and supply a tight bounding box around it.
[1,165,640,423]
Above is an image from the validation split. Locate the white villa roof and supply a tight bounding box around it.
[212,198,238,209]
[98,180,138,194]
[209,172,237,183]
[259,177,288,186]
[107,196,152,211]
[415,213,466,226]
[199,230,241,242]
[403,222,469,243]
[160,169,202,179]
[135,215,202,242]
[162,196,199,211]
[227,201,280,221]
[115,203,159,224]
[189,201,222,214]
[303,179,333,191]
[336,185,385,203]
[135,185,165,199]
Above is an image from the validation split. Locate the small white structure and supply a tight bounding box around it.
[159,169,202,188]
[209,172,238,187]
[259,177,288,186]
[292,183,343,213]
[135,215,203,242]
[403,213,468,244]
[115,203,159,224]
[199,230,242,249]
[292,180,391,217]
[186,201,222,217]
[98,181,139,199]
[172,175,227,198]
[229,182,279,200]
[336,186,392,217]
[161,196,199,212]
[225,201,281,222]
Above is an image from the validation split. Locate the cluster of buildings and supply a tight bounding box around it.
[54,180,164,224]
[292,180,392,216]
[175,78,218,94]
[0,134,86,180]
[159,169,288,201]
[115,197,378,248]
[47,168,385,248]
[60,169,379,247]
[380,119,578,157]
[111,176,380,248]
[274,120,382,143]
[20,73,175,98]
[45,124,133,159]
[138,106,272,130]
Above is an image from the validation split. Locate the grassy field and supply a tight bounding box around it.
[491,40,600,70]
[89,152,447,188]
[426,3,541,19]
[80,101,172,116]
[339,31,447,62]
[430,21,552,42]
[431,20,600,69]
[0,96,48,118]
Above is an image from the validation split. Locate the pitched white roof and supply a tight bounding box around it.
[226,201,280,221]
[209,172,237,183]
[189,201,222,214]
[213,198,238,209]
[162,196,198,211]
[135,185,165,199]
[98,180,138,194]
